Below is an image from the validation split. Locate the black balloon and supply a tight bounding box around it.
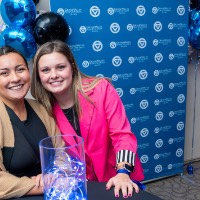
[190,0,200,9]
[33,0,40,5]
[33,12,69,45]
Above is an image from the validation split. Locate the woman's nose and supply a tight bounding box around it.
[10,72,20,82]
[50,69,58,79]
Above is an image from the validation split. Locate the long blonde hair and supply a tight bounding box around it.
[31,40,105,117]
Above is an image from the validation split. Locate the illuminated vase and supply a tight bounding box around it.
[39,134,87,200]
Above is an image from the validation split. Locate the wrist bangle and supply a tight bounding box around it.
[116,169,130,176]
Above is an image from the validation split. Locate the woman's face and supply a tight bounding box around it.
[0,53,30,105]
[38,52,73,97]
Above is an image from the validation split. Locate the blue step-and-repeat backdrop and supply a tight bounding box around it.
[50,0,189,181]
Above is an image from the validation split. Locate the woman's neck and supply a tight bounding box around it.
[3,99,27,121]
[55,90,74,109]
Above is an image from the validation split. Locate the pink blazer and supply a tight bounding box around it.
[53,79,144,182]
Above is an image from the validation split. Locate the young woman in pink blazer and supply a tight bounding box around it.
[31,40,144,198]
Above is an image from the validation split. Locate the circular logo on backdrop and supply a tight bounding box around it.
[139,70,148,80]
[177,94,185,103]
[168,23,174,30]
[116,88,123,97]
[112,56,122,67]
[176,148,183,157]
[169,83,174,89]
[154,70,159,76]
[168,164,173,170]
[177,122,184,131]
[82,61,90,68]
[92,41,103,52]
[127,24,134,31]
[154,21,162,32]
[155,139,163,148]
[138,38,147,48]
[154,154,159,160]
[154,53,163,63]
[140,155,148,163]
[168,138,174,144]
[128,57,135,64]
[177,5,185,16]
[130,88,136,94]
[177,37,185,46]
[140,100,149,109]
[110,23,120,33]
[57,8,65,16]
[153,39,159,46]
[90,6,100,17]
[154,127,160,134]
[112,74,118,81]
[155,83,163,92]
[155,111,164,121]
[108,8,115,15]
[177,65,185,75]
[140,128,149,137]
[110,42,117,49]
[96,74,104,78]
[169,111,174,117]
[154,99,160,105]
[152,7,158,14]
[79,26,87,33]
[136,5,146,16]
[155,165,162,173]
[69,26,72,35]
[169,53,174,60]
[131,117,137,124]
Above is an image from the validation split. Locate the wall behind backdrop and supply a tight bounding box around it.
[48,0,189,181]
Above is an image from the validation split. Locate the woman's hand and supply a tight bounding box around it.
[106,173,139,198]
[31,174,44,188]
[26,174,44,195]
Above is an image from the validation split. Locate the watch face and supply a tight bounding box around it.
[124,164,133,172]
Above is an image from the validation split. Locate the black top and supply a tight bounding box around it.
[62,106,81,136]
[2,101,49,177]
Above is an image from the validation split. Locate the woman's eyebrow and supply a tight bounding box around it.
[0,64,26,70]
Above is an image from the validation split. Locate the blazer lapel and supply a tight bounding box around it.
[78,91,95,147]
[53,103,77,135]
[53,90,95,147]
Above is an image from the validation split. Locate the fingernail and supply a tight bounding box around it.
[115,195,119,198]
[123,195,128,198]
[128,194,132,197]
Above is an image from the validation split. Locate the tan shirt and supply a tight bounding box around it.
[0,99,59,199]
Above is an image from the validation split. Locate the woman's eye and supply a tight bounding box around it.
[17,67,26,72]
[58,65,65,70]
[0,71,9,76]
[41,68,50,73]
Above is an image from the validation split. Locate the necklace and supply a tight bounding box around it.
[62,106,78,131]
[63,107,73,114]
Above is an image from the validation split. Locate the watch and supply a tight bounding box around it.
[117,163,134,173]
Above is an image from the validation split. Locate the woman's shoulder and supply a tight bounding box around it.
[26,98,41,106]
[94,78,114,91]
[26,98,46,113]
[82,77,112,89]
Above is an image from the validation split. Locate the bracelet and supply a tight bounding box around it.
[116,169,131,176]
[132,180,146,191]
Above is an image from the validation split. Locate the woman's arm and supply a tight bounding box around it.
[0,169,37,199]
[101,80,140,197]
